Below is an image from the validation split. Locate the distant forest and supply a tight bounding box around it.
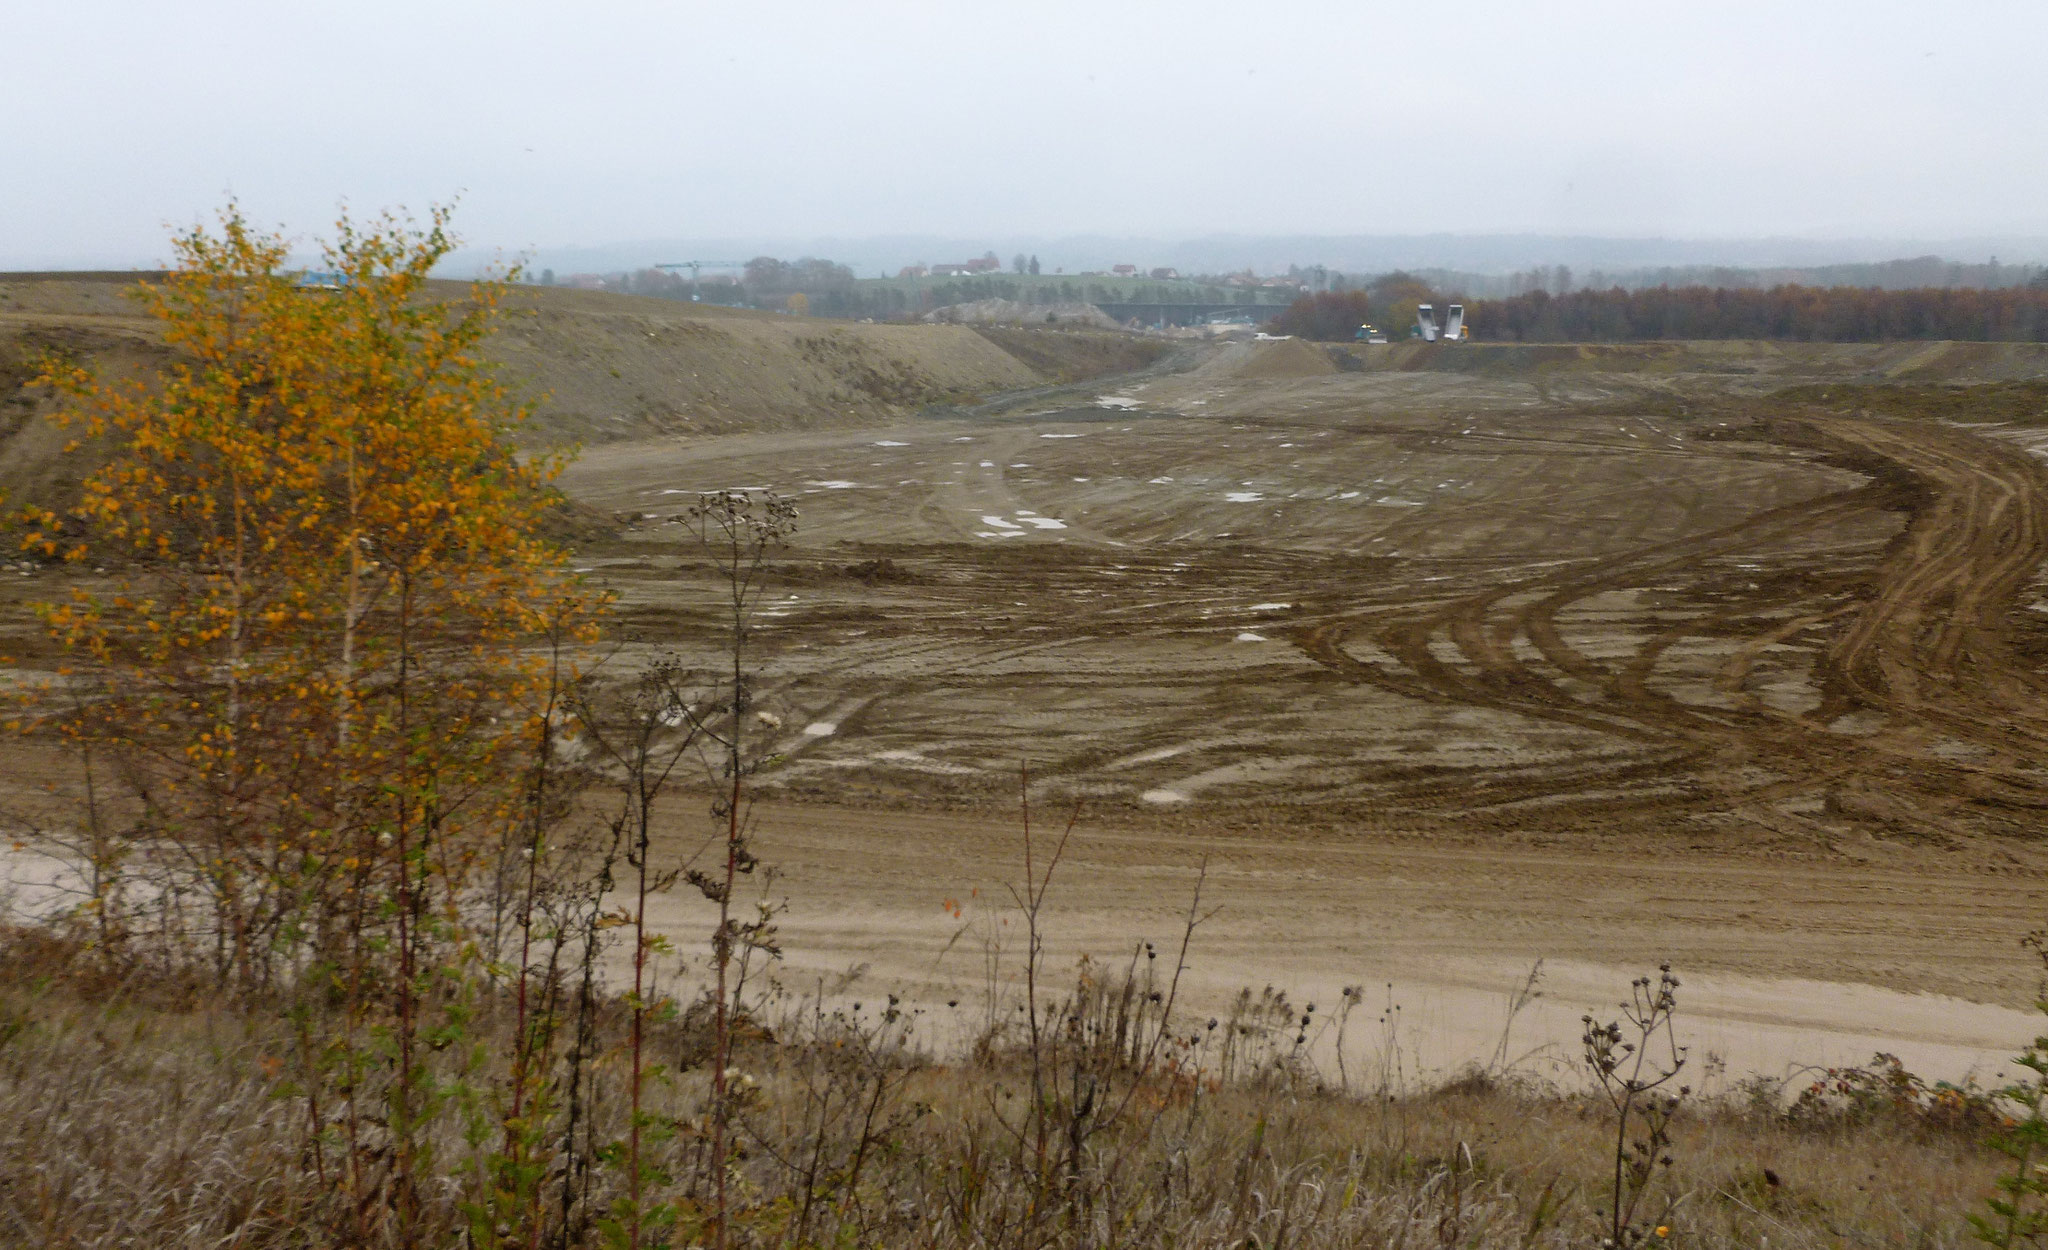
[1370,256,2045,299]
[1271,281,2048,343]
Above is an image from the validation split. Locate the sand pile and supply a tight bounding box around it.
[1186,337,1340,384]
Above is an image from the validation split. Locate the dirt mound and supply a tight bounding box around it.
[486,285,1049,444]
[1189,337,1340,383]
[0,276,1179,514]
[924,298,1120,329]
[966,326,1169,383]
[0,311,168,513]
[0,274,166,320]
[1774,380,2048,426]
[0,276,1172,450]
[0,274,1174,525]
[1877,340,2048,382]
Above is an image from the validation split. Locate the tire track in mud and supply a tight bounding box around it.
[584,398,2048,831]
[1291,410,2048,837]
[739,540,1353,798]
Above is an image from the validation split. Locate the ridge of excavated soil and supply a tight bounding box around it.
[0,274,1169,510]
[0,273,1155,435]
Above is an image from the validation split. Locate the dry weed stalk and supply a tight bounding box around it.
[1581,963,1689,1247]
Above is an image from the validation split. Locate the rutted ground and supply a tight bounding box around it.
[565,348,2048,850]
[544,338,2048,1075]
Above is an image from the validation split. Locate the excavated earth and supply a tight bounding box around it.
[569,338,2048,855]
[8,281,2048,1082]
[559,337,2048,1083]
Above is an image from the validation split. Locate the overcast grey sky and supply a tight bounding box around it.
[7,0,2046,268]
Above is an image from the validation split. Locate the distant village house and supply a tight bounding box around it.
[929,255,1003,277]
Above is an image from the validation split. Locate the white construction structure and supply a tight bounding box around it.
[1413,302,1468,342]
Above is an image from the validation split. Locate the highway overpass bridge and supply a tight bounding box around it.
[1092,301,1293,327]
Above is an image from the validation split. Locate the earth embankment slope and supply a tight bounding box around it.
[0,273,1165,481]
[1142,336,2048,427]
[0,278,170,512]
[483,284,1093,444]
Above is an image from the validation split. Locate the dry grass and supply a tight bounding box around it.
[0,938,2012,1250]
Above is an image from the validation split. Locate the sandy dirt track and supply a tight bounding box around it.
[640,799,2048,1088]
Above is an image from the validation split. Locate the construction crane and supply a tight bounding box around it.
[654,260,746,302]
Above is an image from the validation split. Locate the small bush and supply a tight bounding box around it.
[1787,1052,2006,1138]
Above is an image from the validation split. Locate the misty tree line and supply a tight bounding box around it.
[1472,283,2048,342]
[1285,258,2046,300]
[1271,282,2048,343]
[1573,256,2045,294]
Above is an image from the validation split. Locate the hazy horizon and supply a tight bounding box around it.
[8,1,2046,271]
[15,231,2048,287]
[473,231,2048,283]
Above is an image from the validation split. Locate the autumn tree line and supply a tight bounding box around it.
[1269,278,2048,343]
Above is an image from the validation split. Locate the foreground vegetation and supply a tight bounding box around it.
[0,937,2019,1249]
[4,205,2046,1248]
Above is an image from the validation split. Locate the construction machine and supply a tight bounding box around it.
[1412,303,1469,342]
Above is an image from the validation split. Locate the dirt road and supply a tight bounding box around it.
[635,799,2048,1088]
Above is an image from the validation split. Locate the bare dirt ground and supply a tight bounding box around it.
[8,298,2048,1083]
[549,338,2048,1081]
[657,800,2046,1090]
[567,342,2048,849]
